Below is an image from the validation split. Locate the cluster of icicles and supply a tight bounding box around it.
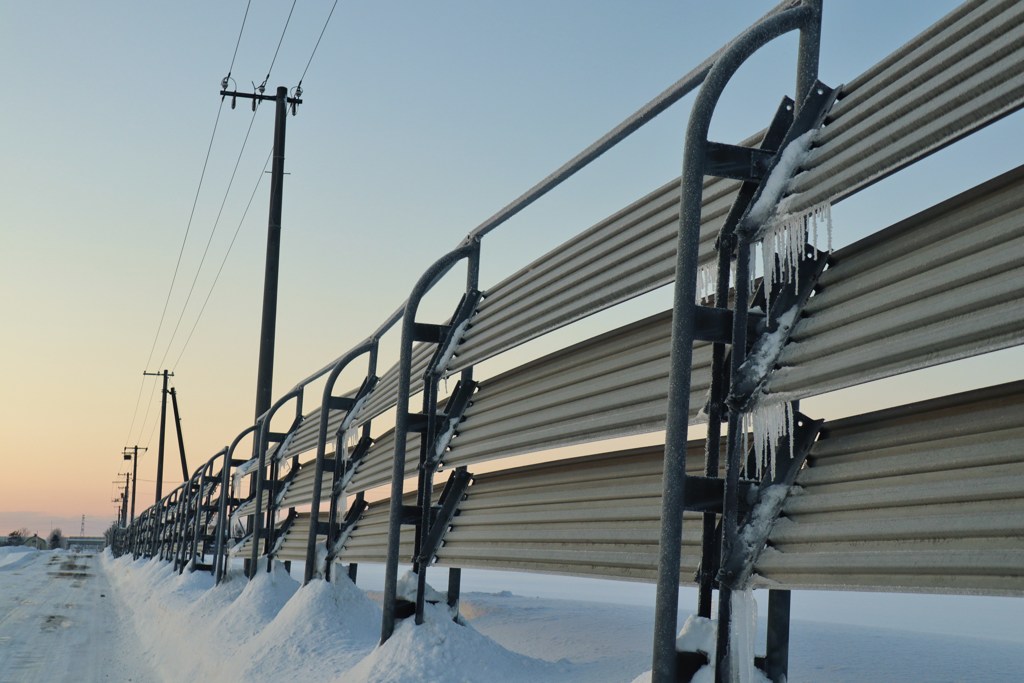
[696,199,833,305]
[695,197,834,480]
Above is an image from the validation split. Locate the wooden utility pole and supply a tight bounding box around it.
[123,445,147,523]
[219,85,302,422]
[143,370,173,503]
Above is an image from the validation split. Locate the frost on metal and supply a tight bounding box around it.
[270,429,297,464]
[436,316,472,378]
[743,400,794,481]
[743,127,834,307]
[746,130,817,230]
[232,456,260,488]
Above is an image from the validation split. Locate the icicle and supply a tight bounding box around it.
[756,199,832,308]
[696,262,716,303]
[729,589,761,683]
[746,401,793,482]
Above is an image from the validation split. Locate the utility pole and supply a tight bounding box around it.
[169,387,189,480]
[221,82,302,577]
[123,445,146,523]
[143,370,173,503]
[121,473,129,526]
[219,84,302,421]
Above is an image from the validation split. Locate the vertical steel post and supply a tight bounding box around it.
[651,7,814,682]
[764,589,792,682]
[254,86,289,422]
[714,234,754,683]
[795,1,822,106]
[381,244,475,644]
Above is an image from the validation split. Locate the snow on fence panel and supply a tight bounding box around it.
[756,381,1024,595]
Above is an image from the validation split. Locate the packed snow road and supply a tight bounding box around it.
[0,548,157,683]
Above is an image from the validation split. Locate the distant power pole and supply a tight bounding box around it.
[219,84,302,421]
[123,445,146,523]
[143,370,173,503]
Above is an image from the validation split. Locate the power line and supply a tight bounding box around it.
[123,379,147,447]
[173,149,273,369]
[259,0,298,91]
[226,0,252,80]
[297,0,340,87]
[158,109,261,370]
[134,376,161,447]
[144,101,226,375]
[162,0,304,367]
[124,1,254,449]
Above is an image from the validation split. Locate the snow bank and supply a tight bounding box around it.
[100,554,593,682]
[0,545,41,570]
[345,602,571,683]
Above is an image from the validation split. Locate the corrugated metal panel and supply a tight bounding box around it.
[355,343,434,428]
[277,457,333,510]
[453,176,739,372]
[347,429,422,494]
[756,381,1024,596]
[271,513,327,561]
[435,445,708,583]
[446,311,710,469]
[233,490,270,520]
[767,166,1024,398]
[337,499,415,564]
[785,0,1024,212]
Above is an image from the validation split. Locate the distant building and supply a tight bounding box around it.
[23,535,47,550]
[67,537,105,552]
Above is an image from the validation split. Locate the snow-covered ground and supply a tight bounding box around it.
[2,546,1022,682]
[0,547,158,682]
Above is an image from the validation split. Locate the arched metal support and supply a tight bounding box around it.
[186,447,229,573]
[381,239,480,643]
[653,3,822,681]
[302,339,378,584]
[248,390,304,577]
[214,424,259,583]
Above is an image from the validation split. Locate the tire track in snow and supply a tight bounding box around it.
[0,550,158,683]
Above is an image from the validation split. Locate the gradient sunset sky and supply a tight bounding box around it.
[2,1,1021,536]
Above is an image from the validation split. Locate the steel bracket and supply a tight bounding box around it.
[728,244,829,413]
[426,289,482,378]
[419,468,473,566]
[705,141,776,182]
[694,306,766,345]
[333,435,373,497]
[683,476,758,514]
[736,80,838,239]
[424,380,478,471]
[328,497,369,556]
[717,409,823,590]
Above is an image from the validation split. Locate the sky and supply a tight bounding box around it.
[1,1,1022,539]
